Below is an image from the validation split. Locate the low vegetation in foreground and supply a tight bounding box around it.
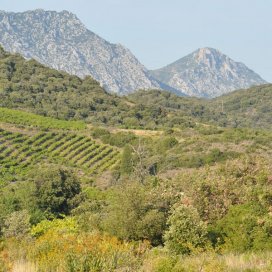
[0,109,272,271]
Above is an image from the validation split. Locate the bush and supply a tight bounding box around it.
[213,202,272,252]
[91,127,110,139]
[102,132,137,147]
[164,204,207,254]
[26,231,146,272]
[31,217,79,237]
[3,210,30,238]
[120,145,133,175]
[159,136,178,152]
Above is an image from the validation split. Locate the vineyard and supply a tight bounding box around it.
[0,127,120,177]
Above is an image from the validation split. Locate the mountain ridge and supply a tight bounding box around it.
[0,9,179,95]
[150,47,266,98]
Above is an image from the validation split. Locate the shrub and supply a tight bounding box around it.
[31,217,79,237]
[213,203,272,252]
[91,127,110,139]
[3,210,31,238]
[120,145,133,175]
[164,204,207,254]
[27,231,146,272]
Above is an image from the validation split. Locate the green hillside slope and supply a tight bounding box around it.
[0,107,86,130]
[209,84,272,128]
[1,46,271,131]
[128,84,272,130]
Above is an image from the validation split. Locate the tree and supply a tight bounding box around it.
[120,145,133,175]
[130,139,154,183]
[102,182,166,245]
[34,166,82,218]
[3,210,30,238]
[164,204,207,254]
[6,60,16,81]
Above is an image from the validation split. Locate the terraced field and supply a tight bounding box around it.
[0,128,120,176]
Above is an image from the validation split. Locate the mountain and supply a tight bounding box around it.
[1,10,263,99]
[0,9,175,95]
[150,47,267,98]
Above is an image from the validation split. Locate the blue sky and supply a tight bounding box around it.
[1,0,271,81]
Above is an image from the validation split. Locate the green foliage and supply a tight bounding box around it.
[103,182,167,246]
[164,204,207,254]
[0,181,37,233]
[34,167,82,218]
[101,131,137,147]
[120,145,133,175]
[0,107,86,130]
[0,48,272,131]
[3,210,31,238]
[157,136,178,152]
[211,84,272,129]
[31,217,79,237]
[128,85,272,130]
[91,127,110,138]
[174,156,272,223]
[214,203,272,252]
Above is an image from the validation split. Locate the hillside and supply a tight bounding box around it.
[150,47,266,98]
[0,9,175,95]
[1,46,272,131]
[0,46,203,130]
[0,45,135,125]
[127,84,272,130]
[209,84,272,128]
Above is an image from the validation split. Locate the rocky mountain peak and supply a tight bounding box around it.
[194,47,223,66]
[150,48,266,98]
[0,9,169,94]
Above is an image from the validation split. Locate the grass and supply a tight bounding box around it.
[10,260,37,272]
[4,250,272,272]
[142,250,272,272]
[0,107,86,130]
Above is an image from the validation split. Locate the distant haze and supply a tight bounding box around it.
[1,0,271,82]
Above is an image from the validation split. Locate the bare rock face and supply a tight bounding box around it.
[150,48,266,98]
[0,9,165,94]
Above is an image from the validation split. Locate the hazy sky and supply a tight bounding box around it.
[1,0,271,81]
